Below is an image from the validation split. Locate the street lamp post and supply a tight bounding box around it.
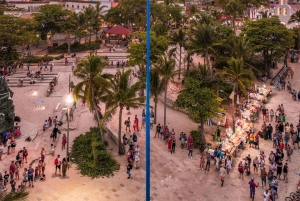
[66,94,74,161]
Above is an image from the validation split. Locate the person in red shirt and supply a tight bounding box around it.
[48,117,52,127]
[133,115,139,131]
[249,178,259,201]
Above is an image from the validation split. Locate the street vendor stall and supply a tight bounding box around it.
[220,119,252,155]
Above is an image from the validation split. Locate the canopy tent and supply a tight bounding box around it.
[105,25,132,35]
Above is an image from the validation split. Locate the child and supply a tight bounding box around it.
[10,179,16,192]
[34,166,39,181]
[3,171,9,186]
[39,174,46,181]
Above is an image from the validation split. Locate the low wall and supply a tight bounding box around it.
[105,124,118,145]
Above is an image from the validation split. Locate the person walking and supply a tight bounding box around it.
[62,158,69,177]
[133,115,139,131]
[276,159,283,180]
[0,143,3,161]
[219,165,226,186]
[126,162,132,179]
[270,109,274,122]
[132,133,137,146]
[187,143,193,158]
[238,161,244,179]
[14,161,19,180]
[41,147,45,162]
[249,178,259,201]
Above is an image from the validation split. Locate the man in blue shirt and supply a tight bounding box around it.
[28,165,34,188]
[132,133,137,146]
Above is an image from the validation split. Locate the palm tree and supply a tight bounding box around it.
[288,10,300,49]
[223,0,245,33]
[83,6,95,43]
[189,23,217,66]
[221,57,254,130]
[2,190,28,201]
[93,2,107,41]
[225,35,252,61]
[150,69,165,124]
[188,4,198,16]
[170,28,187,79]
[73,54,111,135]
[155,55,177,128]
[101,69,145,155]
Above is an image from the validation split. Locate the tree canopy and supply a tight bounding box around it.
[242,17,294,74]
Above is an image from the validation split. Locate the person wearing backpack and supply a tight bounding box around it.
[124,117,131,132]
[126,162,132,179]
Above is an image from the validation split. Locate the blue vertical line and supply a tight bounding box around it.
[145,0,151,198]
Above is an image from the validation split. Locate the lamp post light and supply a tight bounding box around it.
[66,94,74,161]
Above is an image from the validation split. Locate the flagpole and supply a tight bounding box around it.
[145,0,151,199]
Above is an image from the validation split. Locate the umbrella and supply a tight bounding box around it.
[105,25,132,35]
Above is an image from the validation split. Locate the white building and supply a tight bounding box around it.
[5,0,112,13]
[274,0,296,28]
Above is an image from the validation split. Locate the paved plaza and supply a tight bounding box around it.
[0,46,299,201]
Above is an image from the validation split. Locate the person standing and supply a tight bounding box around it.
[54,155,61,176]
[249,178,259,201]
[238,161,244,179]
[132,133,137,146]
[260,167,267,188]
[286,144,293,161]
[41,147,45,162]
[187,143,193,158]
[219,165,226,186]
[62,158,69,177]
[125,117,131,132]
[62,134,67,150]
[27,165,34,188]
[155,124,161,138]
[133,115,139,131]
[126,162,132,179]
[276,159,283,180]
[22,147,28,164]
[263,189,270,201]
[205,154,211,171]
[198,154,205,170]
[270,109,274,122]
[9,161,15,181]
[171,137,176,154]
[150,116,154,129]
[283,163,288,183]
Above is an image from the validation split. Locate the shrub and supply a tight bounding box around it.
[190,130,205,149]
[21,56,56,63]
[49,40,102,53]
[71,127,119,178]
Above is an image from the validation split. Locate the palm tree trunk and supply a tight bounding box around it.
[91,83,103,140]
[67,39,71,55]
[118,105,124,155]
[96,30,98,41]
[154,99,158,124]
[200,119,205,143]
[205,49,209,67]
[178,45,182,79]
[186,54,191,77]
[164,83,167,127]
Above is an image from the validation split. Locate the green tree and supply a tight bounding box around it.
[33,4,72,39]
[73,54,111,138]
[223,0,245,33]
[189,23,218,66]
[154,55,177,128]
[221,57,254,130]
[71,127,118,178]
[188,4,198,16]
[288,10,300,49]
[242,17,294,76]
[72,12,87,43]
[176,85,221,142]
[170,28,187,79]
[0,15,38,66]
[150,69,165,124]
[152,22,169,37]
[101,69,145,155]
